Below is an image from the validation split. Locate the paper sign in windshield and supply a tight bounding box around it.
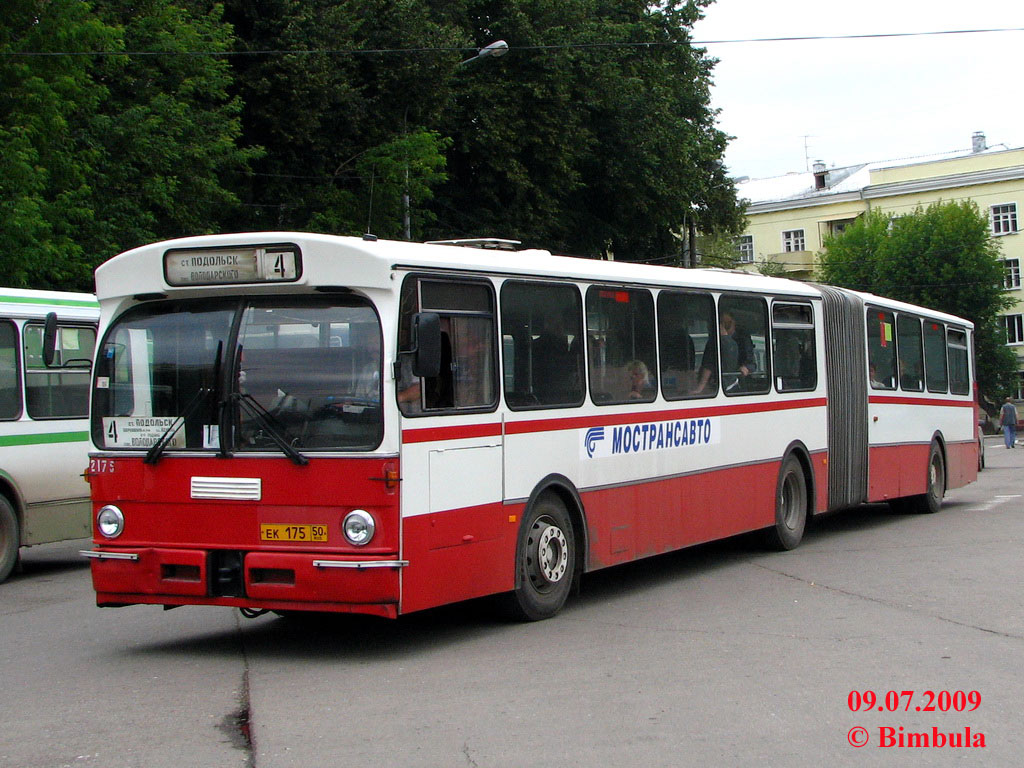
[103,417,186,449]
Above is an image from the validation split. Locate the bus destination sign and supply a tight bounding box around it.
[164,245,301,286]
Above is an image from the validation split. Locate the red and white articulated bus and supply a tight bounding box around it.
[81,233,978,620]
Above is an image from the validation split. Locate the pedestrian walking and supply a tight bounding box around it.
[1000,396,1018,449]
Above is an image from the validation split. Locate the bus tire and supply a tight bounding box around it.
[506,493,575,621]
[0,496,20,583]
[766,454,808,551]
[893,442,946,514]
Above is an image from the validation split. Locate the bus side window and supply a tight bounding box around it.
[500,281,584,409]
[867,308,896,389]
[0,321,21,420]
[398,277,497,414]
[947,328,970,395]
[658,291,712,400]
[22,323,95,419]
[586,286,656,404]
[924,321,949,393]
[772,302,816,392]
[896,315,924,391]
[718,295,770,396]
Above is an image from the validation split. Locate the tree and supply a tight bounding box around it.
[431,0,743,260]
[0,0,118,289]
[221,0,743,255]
[0,0,256,290]
[819,202,1016,403]
[221,0,466,237]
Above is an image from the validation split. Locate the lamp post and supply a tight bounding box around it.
[402,41,509,240]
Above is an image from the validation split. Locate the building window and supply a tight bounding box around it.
[1004,314,1024,345]
[992,203,1018,235]
[1004,258,1021,290]
[782,229,805,252]
[735,235,753,263]
[826,219,855,237]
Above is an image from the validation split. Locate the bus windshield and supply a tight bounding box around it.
[92,296,383,453]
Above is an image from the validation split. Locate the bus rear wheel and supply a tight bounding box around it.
[766,455,808,551]
[0,496,20,583]
[506,494,575,621]
[892,442,946,514]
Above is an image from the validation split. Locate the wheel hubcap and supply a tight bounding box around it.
[528,519,569,587]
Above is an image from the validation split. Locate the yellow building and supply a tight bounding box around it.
[734,134,1024,393]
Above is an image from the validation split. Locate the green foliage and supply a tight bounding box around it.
[0,0,256,290]
[819,201,1016,400]
[2,0,742,286]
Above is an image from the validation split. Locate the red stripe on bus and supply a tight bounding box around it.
[505,397,828,436]
[401,422,503,444]
[868,395,974,408]
[400,397,827,444]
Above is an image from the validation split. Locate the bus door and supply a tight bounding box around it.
[397,276,505,605]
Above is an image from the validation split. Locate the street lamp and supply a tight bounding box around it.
[402,40,509,239]
[460,40,509,67]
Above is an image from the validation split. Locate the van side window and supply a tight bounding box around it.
[658,291,715,400]
[586,287,656,404]
[501,282,584,409]
[0,321,21,420]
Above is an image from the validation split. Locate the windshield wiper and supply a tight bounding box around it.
[232,392,309,466]
[144,387,212,465]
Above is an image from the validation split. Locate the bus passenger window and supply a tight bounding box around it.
[718,295,770,396]
[896,315,924,391]
[397,277,497,415]
[586,287,656,405]
[772,303,816,392]
[924,321,949,393]
[23,324,95,418]
[0,322,20,420]
[867,309,896,389]
[500,282,584,409]
[947,329,970,395]
[658,291,713,399]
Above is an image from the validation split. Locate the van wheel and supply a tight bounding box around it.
[765,455,808,551]
[0,496,20,583]
[505,494,575,621]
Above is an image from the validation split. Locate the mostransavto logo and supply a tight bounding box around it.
[581,417,719,459]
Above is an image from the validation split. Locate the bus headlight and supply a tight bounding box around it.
[342,510,375,546]
[97,505,125,539]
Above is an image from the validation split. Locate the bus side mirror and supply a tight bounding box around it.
[412,312,441,378]
[43,312,59,367]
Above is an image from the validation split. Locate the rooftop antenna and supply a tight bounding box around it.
[802,135,815,172]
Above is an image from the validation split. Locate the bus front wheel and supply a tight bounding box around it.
[0,496,20,583]
[506,494,575,621]
[766,454,808,551]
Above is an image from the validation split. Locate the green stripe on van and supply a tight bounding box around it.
[0,431,90,447]
[0,294,99,308]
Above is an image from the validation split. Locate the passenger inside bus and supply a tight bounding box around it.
[530,307,582,404]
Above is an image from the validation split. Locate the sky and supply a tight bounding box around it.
[690,0,1024,180]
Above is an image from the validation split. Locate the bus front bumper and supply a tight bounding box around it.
[81,547,405,617]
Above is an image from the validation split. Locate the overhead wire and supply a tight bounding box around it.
[2,28,1022,58]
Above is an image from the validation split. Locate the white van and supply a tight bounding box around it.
[0,288,99,581]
